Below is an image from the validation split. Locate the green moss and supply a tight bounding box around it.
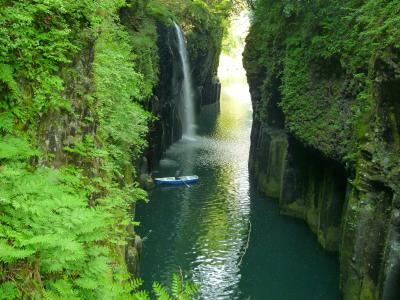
[318,226,340,252]
[388,110,400,147]
[342,275,361,300]
[258,172,281,199]
[360,277,376,300]
[341,270,376,300]
[245,0,400,163]
[246,4,400,297]
[254,129,288,198]
[306,209,319,234]
[281,201,306,220]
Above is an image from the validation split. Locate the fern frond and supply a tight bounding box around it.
[152,282,173,300]
[184,281,199,298]
[0,112,15,134]
[43,279,79,300]
[0,136,39,161]
[0,240,35,262]
[0,281,20,300]
[132,290,150,300]
[131,277,144,290]
[0,64,20,101]
[171,273,182,298]
[74,276,99,290]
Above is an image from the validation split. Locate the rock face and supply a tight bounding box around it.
[247,67,348,253]
[189,33,222,110]
[246,64,400,300]
[244,2,400,299]
[38,44,97,168]
[145,23,183,168]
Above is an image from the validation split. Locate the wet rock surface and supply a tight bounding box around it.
[244,19,400,300]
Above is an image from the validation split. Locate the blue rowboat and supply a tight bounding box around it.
[154,175,199,186]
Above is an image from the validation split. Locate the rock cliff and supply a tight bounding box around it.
[244,1,400,299]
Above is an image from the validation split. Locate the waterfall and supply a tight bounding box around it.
[174,22,196,138]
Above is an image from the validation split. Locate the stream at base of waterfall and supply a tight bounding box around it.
[137,15,340,300]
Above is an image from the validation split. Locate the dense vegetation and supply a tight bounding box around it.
[0,0,236,298]
[245,0,400,162]
[244,1,400,299]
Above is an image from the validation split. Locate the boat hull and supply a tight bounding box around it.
[154,176,199,186]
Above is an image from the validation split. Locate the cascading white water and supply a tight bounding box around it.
[174,22,196,138]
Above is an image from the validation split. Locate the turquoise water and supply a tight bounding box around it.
[136,74,341,299]
[137,16,340,297]
[239,190,340,299]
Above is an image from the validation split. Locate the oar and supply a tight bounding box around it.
[178,178,190,188]
[182,180,190,188]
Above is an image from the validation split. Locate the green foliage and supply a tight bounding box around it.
[128,274,199,300]
[152,282,173,300]
[146,273,198,300]
[185,0,232,56]
[170,273,199,299]
[93,18,150,179]
[0,64,20,107]
[146,1,175,25]
[0,142,135,299]
[0,282,19,300]
[147,0,234,66]
[245,0,400,162]
[0,136,39,161]
[0,0,154,298]
[0,113,15,135]
[127,19,159,99]
[0,0,221,298]
[0,0,91,120]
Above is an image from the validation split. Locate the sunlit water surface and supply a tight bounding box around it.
[136,13,340,300]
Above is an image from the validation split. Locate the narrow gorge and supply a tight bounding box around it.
[0,1,399,300]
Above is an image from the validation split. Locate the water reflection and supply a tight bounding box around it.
[136,11,340,300]
[137,29,253,295]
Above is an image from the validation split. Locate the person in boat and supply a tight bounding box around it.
[175,170,181,179]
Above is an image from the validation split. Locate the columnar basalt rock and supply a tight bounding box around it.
[145,23,183,169]
[243,2,400,298]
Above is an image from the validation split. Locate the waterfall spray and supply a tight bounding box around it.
[174,22,196,138]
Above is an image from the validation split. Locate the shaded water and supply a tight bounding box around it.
[137,15,340,300]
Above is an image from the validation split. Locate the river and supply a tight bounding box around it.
[136,14,340,300]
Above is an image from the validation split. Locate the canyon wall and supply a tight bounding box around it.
[244,1,400,299]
